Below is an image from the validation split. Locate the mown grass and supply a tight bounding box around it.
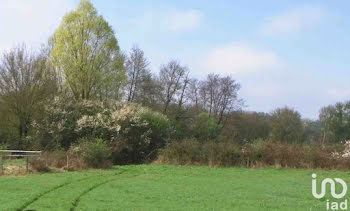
[0,165,349,210]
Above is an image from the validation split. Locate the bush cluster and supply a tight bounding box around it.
[71,137,112,168]
[158,139,350,169]
[32,99,171,165]
[30,138,112,172]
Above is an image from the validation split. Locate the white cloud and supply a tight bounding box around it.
[328,88,350,99]
[0,0,75,52]
[260,5,324,36]
[165,10,202,32]
[203,43,280,75]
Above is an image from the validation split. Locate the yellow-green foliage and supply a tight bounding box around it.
[51,0,125,100]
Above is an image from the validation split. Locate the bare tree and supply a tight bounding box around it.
[217,76,241,124]
[125,45,150,102]
[199,74,241,124]
[186,78,200,109]
[178,72,189,109]
[134,74,162,107]
[158,60,187,113]
[201,74,220,116]
[0,45,57,139]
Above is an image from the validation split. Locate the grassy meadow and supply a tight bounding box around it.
[0,165,348,210]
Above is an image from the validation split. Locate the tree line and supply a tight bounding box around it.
[0,0,348,150]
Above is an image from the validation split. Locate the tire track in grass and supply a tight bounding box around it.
[17,176,92,211]
[17,181,70,211]
[70,169,126,211]
[70,178,115,211]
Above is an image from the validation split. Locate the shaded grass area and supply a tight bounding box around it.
[0,165,349,210]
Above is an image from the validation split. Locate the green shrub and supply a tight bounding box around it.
[270,107,305,143]
[158,139,202,165]
[193,113,222,141]
[141,111,171,158]
[74,137,112,168]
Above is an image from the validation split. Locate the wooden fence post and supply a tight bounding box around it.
[66,153,69,170]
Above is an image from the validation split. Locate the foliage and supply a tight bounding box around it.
[167,114,192,140]
[32,99,106,149]
[140,111,171,155]
[270,107,305,143]
[158,139,202,165]
[0,1,248,152]
[1,0,343,168]
[0,45,57,147]
[192,112,222,141]
[0,104,18,148]
[72,137,112,168]
[203,141,242,167]
[111,102,170,164]
[223,111,271,144]
[132,74,162,107]
[319,101,350,143]
[33,99,170,163]
[303,119,323,144]
[51,0,125,100]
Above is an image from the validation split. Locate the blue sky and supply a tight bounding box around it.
[1,0,349,119]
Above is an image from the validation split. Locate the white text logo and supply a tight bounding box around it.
[312,173,348,210]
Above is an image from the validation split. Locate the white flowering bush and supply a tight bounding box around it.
[342,140,350,158]
[109,102,171,163]
[331,140,350,159]
[32,98,107,149]
[331,151,342,159]
[33,98,171,163]
[76,112,121,142]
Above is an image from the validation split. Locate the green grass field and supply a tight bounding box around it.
[0,165,349,210]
